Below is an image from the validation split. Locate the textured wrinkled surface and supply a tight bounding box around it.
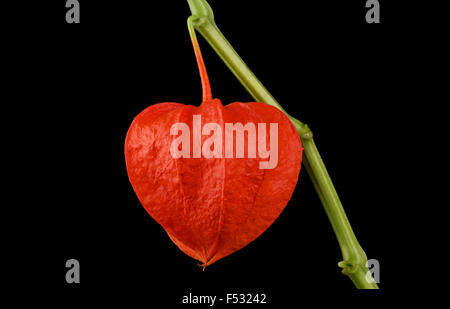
[125,99,302,266]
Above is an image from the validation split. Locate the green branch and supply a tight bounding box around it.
[186,0,378,289]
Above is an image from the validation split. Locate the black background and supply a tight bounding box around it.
[4,0,425,305]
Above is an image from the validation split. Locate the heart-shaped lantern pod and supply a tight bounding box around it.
[125,24,302,267]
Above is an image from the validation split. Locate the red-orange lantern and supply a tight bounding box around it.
[125,26,302,267]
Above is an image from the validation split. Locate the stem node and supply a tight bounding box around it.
[299,124,313,140]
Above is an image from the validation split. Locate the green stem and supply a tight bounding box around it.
[187,0,378,289]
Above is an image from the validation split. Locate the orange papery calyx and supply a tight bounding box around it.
[124,16,302,268]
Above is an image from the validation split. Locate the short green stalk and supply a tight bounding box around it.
[187,0,379,289]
